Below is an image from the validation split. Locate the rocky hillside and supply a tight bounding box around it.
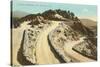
[12,9,96,37]
[12,9,97,65]
[48,22,97,61]
[11,9,80,28]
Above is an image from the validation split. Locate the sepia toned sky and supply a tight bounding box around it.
[12,1,97,21]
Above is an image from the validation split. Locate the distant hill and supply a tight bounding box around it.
[11,11,30,28]
[80,19,97,30]
[80,19,97,36]
[80,19,96,27]
[12,11,30,18]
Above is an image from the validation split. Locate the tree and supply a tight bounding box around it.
[70,12,75,20]
[75,16,79,21]
[68,10,70,14]
[11,17,20,28]
[67,10,71,19]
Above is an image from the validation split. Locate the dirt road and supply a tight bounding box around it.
[64,37,95,62]
[36,21,61,64]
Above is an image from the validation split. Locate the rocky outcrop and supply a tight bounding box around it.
[48,23,80,62]
[23,29,37,64]
[72,37,97,60]
[27,16,45,27]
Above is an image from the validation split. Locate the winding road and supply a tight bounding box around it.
[35,21,95,64]
[36,21,61,64]
[12,20,95,65]
[64,37,95,62]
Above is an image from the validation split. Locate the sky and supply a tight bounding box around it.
[12,1,97,21]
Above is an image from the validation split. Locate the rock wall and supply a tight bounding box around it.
[23,29,37,64]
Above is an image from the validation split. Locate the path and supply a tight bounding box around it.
[36,21,61,64]
[64,37,95,62]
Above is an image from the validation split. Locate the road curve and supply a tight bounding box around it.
[64,37,95,62]
[36,21,61,64]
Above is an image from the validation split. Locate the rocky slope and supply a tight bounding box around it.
[48,22,96,61]
[11,9,79,28]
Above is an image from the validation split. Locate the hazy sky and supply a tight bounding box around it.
[12,1,97,21]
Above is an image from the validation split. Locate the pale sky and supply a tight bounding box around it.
[12,1,97,21]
